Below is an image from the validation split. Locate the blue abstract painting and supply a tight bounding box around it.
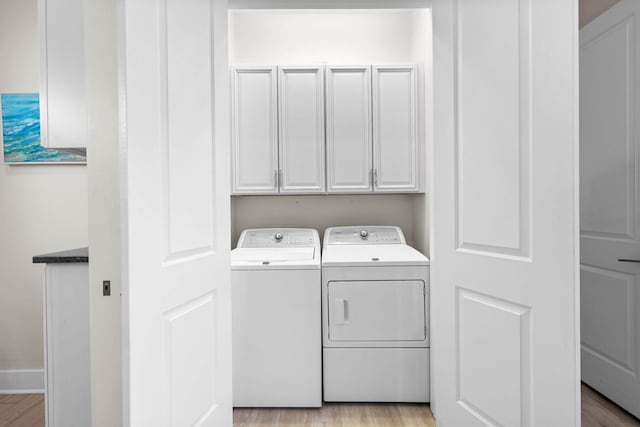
[1,93,86,163]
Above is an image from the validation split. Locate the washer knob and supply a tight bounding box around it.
[360,230,369,239]
[274,232,283,241]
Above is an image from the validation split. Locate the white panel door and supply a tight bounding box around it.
[432,0,580,426]
[278,66,325,193]
[231,66,279,194]
[325,65,372,193]
[120,0,232,425]
[580,0,640,418]
[39,0,87,148]
[372,64,420,193]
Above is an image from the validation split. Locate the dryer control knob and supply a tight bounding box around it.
[274,232,283,241]
[360,230,368,239]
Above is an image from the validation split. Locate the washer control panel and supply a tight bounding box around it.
[325,226,406,245]
[238,228,318,248]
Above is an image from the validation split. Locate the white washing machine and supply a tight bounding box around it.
[322,226,430,402]
[231,228,321,407]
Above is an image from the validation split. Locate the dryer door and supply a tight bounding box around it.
[327,280,426,343]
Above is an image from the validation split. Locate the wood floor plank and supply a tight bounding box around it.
[581,383,640,427]
[234,385,640,427]
[0,394,44,427]
[0,395,25,404]
[5,396,45,427]
[233,403,436,427]
[0,383,638,426]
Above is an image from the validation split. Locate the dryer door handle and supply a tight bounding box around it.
[333,298,350,325]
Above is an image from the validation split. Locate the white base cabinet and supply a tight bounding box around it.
[42,263,91,426]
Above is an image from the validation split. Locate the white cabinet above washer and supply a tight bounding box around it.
[230,63,424,195]
[231,66,279,194]
[231,65,325,194]
[278,66,326,193]
[325,65,373,193]
[373,65,420,192]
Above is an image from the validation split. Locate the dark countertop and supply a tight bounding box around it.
[33,247,88,264]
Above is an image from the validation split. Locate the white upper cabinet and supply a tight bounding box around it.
[39,0,87,148]
[278,66,326,194]
[325,66,373,193]
[229,63,424,195]
[231,67,279,194]
[372,65,421,192]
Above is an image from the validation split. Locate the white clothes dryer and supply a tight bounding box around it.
[322,226,430,402]
[231,228,321,407]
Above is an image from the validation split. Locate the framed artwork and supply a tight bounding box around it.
[1,93,86,164]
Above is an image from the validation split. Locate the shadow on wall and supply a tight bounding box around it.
[231,194,422,250]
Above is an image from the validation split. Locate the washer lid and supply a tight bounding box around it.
[231,247,320,270]
[322,244,429,267]
[237,228,319,248]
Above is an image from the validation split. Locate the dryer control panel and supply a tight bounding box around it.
[237,228,319,248]
[324,226,406,246]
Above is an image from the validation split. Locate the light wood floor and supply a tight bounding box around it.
[234,384,640,427]
[0,384,637,426]
[582,384,640,427]
[0,394,44,427]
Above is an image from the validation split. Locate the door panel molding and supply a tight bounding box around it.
[581,16,636,242]
[581,264,637,374]
[453,0,532,260]
[159,0,216,259]
[163,292,217,426]
[456,287,532,427]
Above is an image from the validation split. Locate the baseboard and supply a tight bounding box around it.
[0,369,45,394]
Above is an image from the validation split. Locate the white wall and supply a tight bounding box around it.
[230,9,418,64]
[229,9,432,251]
[0,0,88,381]
[85,0,121,424]
[232,194,417,246]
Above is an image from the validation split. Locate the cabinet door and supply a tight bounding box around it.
[326,66,373,193]
[231,67,279,194]
[372,65,420,192]
[278,66,325,193]
[39,0,87,148]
